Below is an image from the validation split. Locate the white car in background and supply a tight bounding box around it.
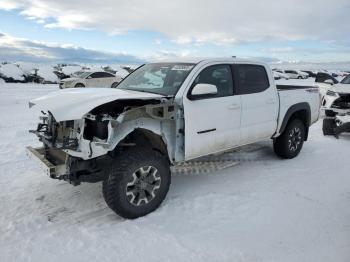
[59,71,122,89]
[284,70,308,79]
[273,70,290,80]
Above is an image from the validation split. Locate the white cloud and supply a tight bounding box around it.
[148,49,199,61]
[0,0,19,10]
[0,33,142,63]
[154,39,162,45]
[174,36,193,45]
[1,0,349,46]
[262,47,295,53]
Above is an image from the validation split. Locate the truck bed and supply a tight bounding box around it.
[275,84,321,137]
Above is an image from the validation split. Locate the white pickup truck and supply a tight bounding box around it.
[27,58,320,219]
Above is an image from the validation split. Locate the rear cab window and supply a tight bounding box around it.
[235,64,270,95]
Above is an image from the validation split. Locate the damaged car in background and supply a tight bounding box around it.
[27,58,320,219]
[322,74,350,138]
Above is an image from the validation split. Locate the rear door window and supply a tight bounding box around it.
[100,72,115,78]
[89,72,102,78]
[236,64,270,95]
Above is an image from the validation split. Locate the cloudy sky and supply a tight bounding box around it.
[0,0,350,63]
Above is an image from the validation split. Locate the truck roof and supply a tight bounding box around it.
[151,57,268,66]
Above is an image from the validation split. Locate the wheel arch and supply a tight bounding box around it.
[120,128,169,159]
[279,102,311,141]
[74,82,85,87]
[108,118,175,163]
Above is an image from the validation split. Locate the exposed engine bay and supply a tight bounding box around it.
[29,98,180,184]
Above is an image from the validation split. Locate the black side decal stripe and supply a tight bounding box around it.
[277,85,318,91]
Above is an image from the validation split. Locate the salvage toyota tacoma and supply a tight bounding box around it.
[27,58,321,219]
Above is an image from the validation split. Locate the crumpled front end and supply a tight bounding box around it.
[30,112,81,150]
[322,90,350,137]
[322,91,350,118]
[29,111,108,160]
[27,94,177,184]
[27,111,109,185]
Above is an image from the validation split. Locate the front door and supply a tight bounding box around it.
[183,64,241,160]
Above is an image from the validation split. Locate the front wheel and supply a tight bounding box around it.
[273,119,306,159]
[74,83,85,88]
[103,147,171,219]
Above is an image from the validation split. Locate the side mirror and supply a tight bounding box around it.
[86,75,92,79]
[190,83,218,99]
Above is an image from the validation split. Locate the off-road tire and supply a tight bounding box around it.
[274,119,306,159]
[103,147,171,219]
[322,118,336,136]
[74,83,85,88]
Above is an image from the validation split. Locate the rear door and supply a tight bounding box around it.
[234,64,279,144]
[285,70,298,79]
[86,72,103,87]
[99,72,116,87]
[183,64,241,160]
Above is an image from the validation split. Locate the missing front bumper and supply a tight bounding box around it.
[26,146,68,178]
[26,146,109,185]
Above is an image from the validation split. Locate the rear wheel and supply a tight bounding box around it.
[274,119,306,159]
[103,147,171,219]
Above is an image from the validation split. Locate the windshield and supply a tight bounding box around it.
[117,63,195,96]
[78,72,92,79]
[341,75,350,84]
[72,71,84,77]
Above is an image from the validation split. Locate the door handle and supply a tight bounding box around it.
[228,104,240,110]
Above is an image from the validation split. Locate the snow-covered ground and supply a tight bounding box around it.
[0,83,350,262]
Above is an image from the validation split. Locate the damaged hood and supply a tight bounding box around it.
[330,83,350,94]
[29,88,164,121]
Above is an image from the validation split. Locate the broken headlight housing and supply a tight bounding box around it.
[30,112,79,150]
[326,90,337,97]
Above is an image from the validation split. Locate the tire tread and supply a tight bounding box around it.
[103,147,170,219]
[274,119,306,159]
